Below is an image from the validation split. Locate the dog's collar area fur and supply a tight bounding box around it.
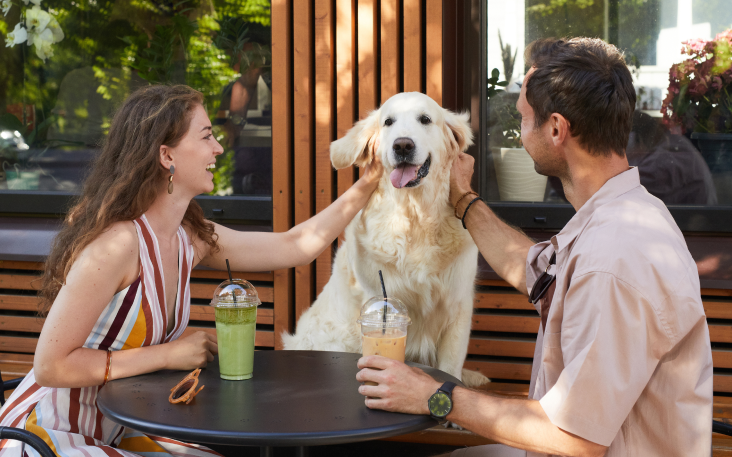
[403,155,432,188]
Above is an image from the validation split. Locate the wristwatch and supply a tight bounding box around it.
[428,381,456,423]
[229,113,247,127]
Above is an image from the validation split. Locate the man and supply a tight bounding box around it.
[356,38,713,457]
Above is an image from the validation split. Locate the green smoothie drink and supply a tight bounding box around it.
[210,278,261,380]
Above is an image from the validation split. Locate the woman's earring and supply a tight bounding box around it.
[168,165,175,195]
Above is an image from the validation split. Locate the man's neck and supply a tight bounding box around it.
[560,148,630,211]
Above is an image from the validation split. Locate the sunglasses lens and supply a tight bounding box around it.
[530,273,553,303]
[173,380,195,400]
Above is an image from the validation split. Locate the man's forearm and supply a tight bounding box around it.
[447,387,607,457]
[456,198,534,294]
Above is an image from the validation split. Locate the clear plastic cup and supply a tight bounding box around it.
[210,279,260,380]
[358,296,411,361]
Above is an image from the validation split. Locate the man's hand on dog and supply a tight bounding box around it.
[449,152,476,207]
[356,355,441,415]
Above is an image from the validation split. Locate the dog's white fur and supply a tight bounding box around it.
[282,92,488,387]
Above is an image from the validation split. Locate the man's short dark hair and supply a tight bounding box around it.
[524,37,636,157]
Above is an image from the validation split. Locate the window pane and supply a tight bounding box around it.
[485,0,732,206]
[0,0,272,197]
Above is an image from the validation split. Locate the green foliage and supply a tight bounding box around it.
[486,68,522,149]
[121,14,198,84]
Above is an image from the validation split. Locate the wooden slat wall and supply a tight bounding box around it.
[271,0,437,343]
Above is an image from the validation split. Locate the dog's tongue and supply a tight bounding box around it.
[390,163,419,188]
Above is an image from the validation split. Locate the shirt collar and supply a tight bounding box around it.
[551,167,641,252]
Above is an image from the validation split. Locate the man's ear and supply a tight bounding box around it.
[443,110,474,154]
[330,109,380,169]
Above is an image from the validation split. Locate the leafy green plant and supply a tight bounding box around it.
[121,14,198,84]
[486,68,522,148]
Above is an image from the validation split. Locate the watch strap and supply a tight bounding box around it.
[438,381,456,396]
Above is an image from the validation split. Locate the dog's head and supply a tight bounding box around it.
[330,92,473,189]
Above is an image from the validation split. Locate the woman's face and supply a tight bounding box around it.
[166,104,224,196]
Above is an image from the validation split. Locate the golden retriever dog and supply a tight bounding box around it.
[282,92,488,387]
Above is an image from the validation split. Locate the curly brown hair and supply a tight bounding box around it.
[38,85,219,316]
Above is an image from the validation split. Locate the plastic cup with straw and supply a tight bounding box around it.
[210,259,261,380]
[357,271,412,372]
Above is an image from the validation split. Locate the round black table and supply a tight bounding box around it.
[97,351,461,456]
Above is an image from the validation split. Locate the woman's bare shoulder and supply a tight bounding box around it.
[69,221,139,292]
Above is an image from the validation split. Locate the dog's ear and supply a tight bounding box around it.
[444,110,474,153]
[330,109,380,169]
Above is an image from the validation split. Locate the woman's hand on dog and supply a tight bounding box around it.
[358,150,384,190]
[449,152,476,207]
[356,355,441,415]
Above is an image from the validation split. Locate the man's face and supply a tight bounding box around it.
[517,68,565,178]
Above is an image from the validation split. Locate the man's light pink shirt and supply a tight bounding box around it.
[526,167,713,456]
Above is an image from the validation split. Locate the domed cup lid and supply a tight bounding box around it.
[210,279,260,308]
[357,296,411,327]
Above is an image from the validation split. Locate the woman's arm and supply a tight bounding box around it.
[34,222,217,388]
[197,156,383,272]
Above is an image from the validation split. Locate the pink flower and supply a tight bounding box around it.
[715,29,732,43]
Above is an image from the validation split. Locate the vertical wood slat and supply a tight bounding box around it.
[403,0,423,92]
[294,0,314,322]
[336,0,356,199]
[425,0,442,104]
[380,0,401,102]
[271,0,293,349]
[314,0,335,296]
[358,0,378,119]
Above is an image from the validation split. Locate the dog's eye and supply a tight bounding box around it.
[419,115,431,125]
[384,118,394,127]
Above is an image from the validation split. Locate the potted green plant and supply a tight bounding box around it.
[487,68,547,202]
[661,29,732,200]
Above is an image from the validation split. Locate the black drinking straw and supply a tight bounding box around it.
[226,259,237,304]
[378,270,387,335]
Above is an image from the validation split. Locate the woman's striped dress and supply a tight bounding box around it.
[0,215,220,457]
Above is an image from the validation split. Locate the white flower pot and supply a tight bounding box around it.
[492,147,548,202]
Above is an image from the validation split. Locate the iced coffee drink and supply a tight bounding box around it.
[361,328,406,362]
[210,279,261,380]
[358,296,411,386]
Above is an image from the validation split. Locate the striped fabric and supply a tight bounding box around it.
[0,215,220,457]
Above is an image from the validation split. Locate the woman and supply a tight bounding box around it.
[0,85,382,456]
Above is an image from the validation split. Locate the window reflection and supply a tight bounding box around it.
[485,0,732,206]
[0,0,272,197]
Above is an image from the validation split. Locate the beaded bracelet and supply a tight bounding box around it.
[461,196,483,229]
[453,191,478,219]
[102,349,112,386]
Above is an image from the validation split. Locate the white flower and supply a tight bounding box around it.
[32,27,53,61]
[1,0,11,16]
[47,15,63,43]
[5,23,27,47]
[26,6,51,33]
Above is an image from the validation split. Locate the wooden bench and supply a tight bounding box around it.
[1,260,731,453]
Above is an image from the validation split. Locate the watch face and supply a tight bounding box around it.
[429,391,452,418]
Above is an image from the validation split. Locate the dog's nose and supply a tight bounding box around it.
[393,137,415,157]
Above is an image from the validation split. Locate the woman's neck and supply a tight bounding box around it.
[144,188,191,243]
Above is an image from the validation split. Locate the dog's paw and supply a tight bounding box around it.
[461,368,490,388]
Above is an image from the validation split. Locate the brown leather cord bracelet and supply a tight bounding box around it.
[102,349,112,386]
[453,191,478,218]
[461,196,483,229]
